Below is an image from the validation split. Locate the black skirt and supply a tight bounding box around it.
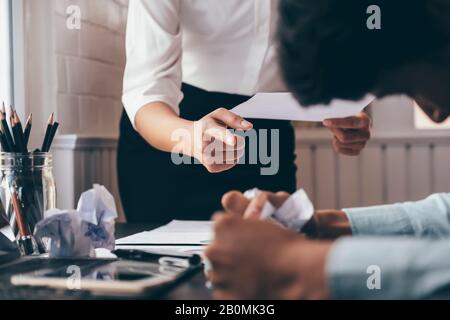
[117,83,297,223]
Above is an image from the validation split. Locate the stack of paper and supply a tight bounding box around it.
[115,220,213,250]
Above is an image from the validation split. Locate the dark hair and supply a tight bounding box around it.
[278,0,449,106]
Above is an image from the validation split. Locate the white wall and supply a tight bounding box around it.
[14,0,128,218]
[53,0,127,136]
[0,0,13,103]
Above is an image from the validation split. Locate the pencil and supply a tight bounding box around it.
[41,113,54,152]
[0,129,9,152]
[1,102,15,152]
[43,121,59,152]
[11,191,34,255]
[24,113,32,147]
[13,112,27,153]
[12,113,26,153]
[11,191,30,237]
[14,111,23,134]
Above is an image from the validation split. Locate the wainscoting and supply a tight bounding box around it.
[297,130,450,209]
[52,135,124,220]
[52,130,450,221]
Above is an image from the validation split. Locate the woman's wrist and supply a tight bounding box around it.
[136,102,195,154]
[302,210,352,239]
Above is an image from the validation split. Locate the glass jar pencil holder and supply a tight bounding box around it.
[0,152,56,255]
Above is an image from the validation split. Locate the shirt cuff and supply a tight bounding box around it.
[343,205,413,237]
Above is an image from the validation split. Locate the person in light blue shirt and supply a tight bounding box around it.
[204,0,450,300]
[330,193,450,299]
[206,192,450,299]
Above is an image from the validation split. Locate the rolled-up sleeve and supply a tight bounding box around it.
[343,193,450,239]
[327,237,450,299]
[122,0,183,129]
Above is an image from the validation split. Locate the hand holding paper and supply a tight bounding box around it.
[231,92,374,122]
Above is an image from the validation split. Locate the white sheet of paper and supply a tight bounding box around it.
[114,245,205,256]
[115,220,213,246]
[231,93,374,122]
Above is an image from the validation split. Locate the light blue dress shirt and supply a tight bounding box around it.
[326,193,450,299]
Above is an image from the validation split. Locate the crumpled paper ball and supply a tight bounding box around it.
[35,184,118,258]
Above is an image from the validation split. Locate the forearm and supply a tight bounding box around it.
[344,193,450,239]
[135,102,194,156]
[304,193,450,240]
[327,237,450,299]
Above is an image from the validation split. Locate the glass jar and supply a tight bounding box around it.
[0,152,56,255]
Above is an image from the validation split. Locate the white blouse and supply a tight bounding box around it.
[122,0,286,127]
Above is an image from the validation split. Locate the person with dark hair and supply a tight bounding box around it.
[278,0,450,121]
[205,0,450,299]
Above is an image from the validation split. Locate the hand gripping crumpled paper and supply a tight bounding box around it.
[243,188,314,232]
[34,184,118,258]
[204,188,314,280]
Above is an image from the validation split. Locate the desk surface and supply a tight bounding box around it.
[116,223,212,300]
[0,223,212,300]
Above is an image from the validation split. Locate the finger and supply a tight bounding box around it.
[213,213,238,230]
[212,108,253,131]
[267,192,291,208]
[224,148,245,164]
[205,163,238,173]
[222,191,250,216]
[204,126,238,147]
[330,127,370,144]
[333,144,363,156]
[333,138,365,156]
[212,212,226,223]
[207,137,246,152]
[203,148,244,165]
[333,137,366,151]
[337,149,361,156]
[244,192,269,220]
[204,245,232,266]
[338,141,367,150]
[207,270,233,289]
[323,114,370,129]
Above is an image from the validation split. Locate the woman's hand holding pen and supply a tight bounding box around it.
[192,108,253,173]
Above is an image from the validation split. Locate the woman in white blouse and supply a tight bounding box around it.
[120,0,371,223]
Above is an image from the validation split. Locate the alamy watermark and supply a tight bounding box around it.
[366,265,381,290]
[66,5,81,30]
[66,265,81,290]
[170,124,280,176]
[367,5,382,30]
